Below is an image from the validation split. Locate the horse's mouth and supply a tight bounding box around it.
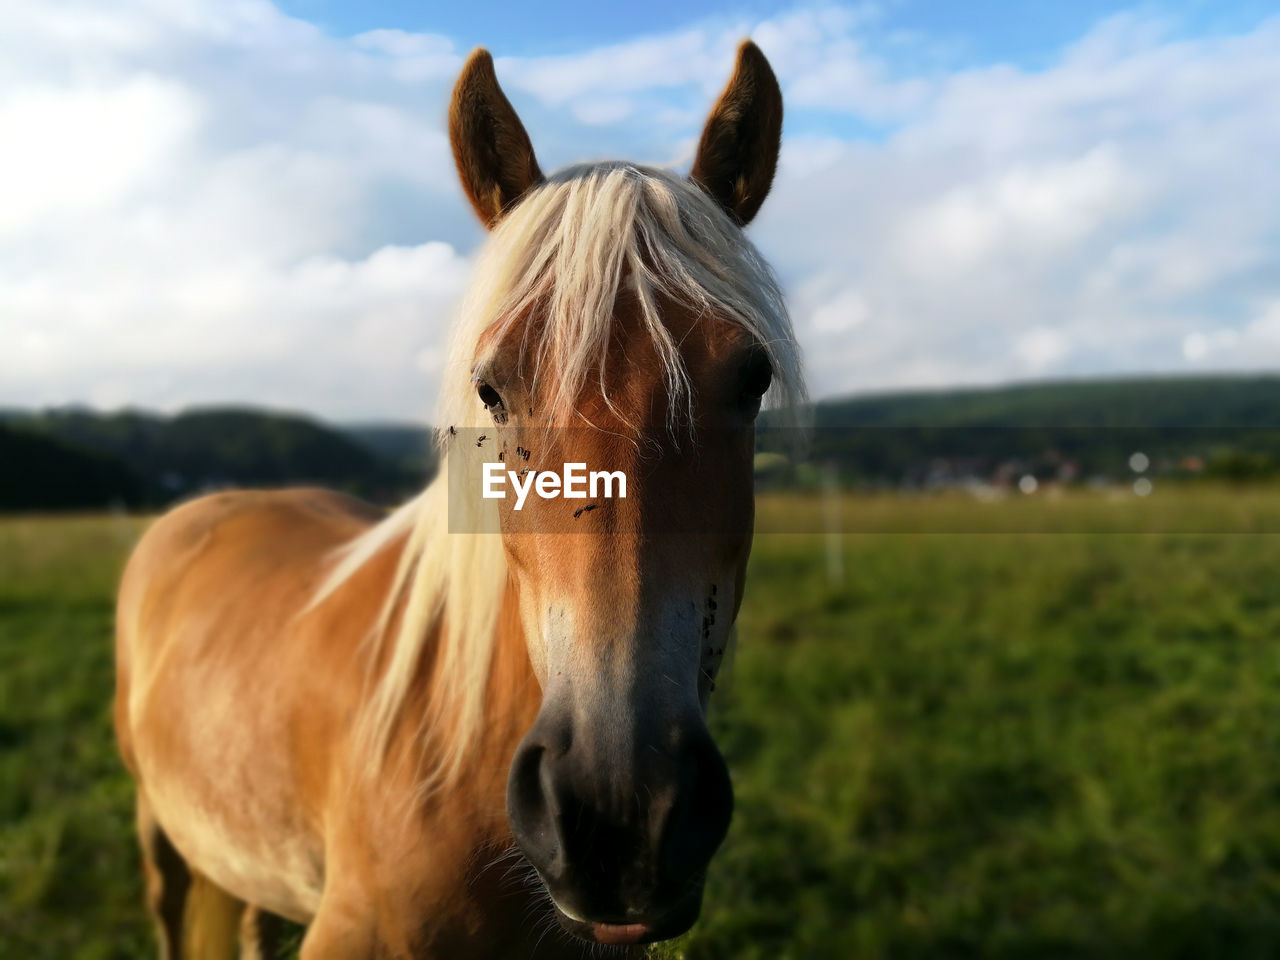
[548,887,704,946]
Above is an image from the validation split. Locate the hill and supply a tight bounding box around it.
[765,375,1280,486]
[2,407,429,509]
[806,374,1280,428]
[0,424,147,510]
[340,422,437,476]
[5,375,1279,509]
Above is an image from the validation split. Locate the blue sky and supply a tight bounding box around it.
[0,0,1277,417]
[279,0,1272,64]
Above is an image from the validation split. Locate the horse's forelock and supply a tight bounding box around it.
[438,162,804,439]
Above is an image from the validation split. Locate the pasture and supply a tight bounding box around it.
[3,492,1280,958]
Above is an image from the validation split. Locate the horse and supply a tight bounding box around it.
[114,40,804,958]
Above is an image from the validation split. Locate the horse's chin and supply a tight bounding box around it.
[548,887,704,947]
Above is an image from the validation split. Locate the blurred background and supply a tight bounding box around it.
[2,1,1280,957]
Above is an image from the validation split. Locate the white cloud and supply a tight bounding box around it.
[503,29,727,105]
[0,77,198,237]
[0,0,1277,418]
[756,12,1280,398]
[753,4,930,119]
[0,0,478,419]
[892,145,1136,276]
[0,241,469,416]
[810,289,870,334]
[1014,328,1071,372]
[1181,302,1280,369]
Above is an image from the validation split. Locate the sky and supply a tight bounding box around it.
[1,0,1277,421]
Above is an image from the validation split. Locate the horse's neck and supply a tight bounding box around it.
[394,563,539,779]
[419,574,539,842]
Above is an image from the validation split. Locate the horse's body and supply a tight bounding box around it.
[116,488,548,956]
[115,41,802,958]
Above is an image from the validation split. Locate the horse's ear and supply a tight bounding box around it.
[449,48,544,229]
[689,40,783,226]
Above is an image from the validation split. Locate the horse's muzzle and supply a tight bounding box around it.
[505,708,733,942]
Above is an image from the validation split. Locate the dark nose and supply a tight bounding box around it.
[506,711,733,924]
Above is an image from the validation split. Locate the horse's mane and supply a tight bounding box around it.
[315,162,804,792]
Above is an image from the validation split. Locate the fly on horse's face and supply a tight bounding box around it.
[449,43,790,947]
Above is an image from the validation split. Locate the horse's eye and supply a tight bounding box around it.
[477,381,503,409]
[739,348,773,416]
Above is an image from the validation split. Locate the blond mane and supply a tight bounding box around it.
[316,162,804,793]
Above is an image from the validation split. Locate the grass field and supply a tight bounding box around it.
[4,492,1280,958]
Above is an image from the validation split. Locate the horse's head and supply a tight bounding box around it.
[445,42,799,946]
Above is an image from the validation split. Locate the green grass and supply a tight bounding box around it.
[5,495,1280,957]
[0,515,150,958]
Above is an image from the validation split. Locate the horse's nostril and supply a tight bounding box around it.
[507,714,733,926]
[507,741,560,871]
[658,731,733,890]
